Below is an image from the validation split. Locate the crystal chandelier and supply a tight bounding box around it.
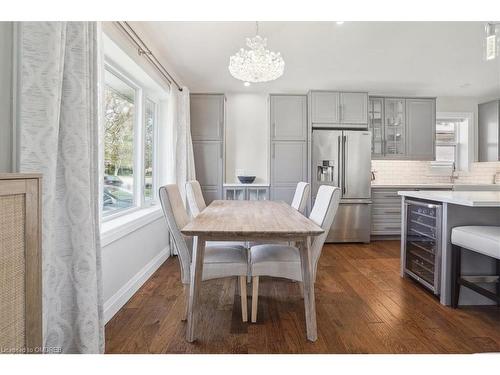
[229,22,285,84]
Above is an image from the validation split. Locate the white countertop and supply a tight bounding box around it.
[398,190,500,207]
[223,183,270,187]
[372,184,453,189]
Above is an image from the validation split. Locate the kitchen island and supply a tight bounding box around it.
[398,190,500,306]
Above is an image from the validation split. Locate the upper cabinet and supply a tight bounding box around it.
[310,91,339,123]
[310,91,368,128]
[370,96,436,160]
[340,92,368,125]
[478,100,500,162]
[190,94,224,141]
[270,95,307,141]
[384,98,406,157]
[406,99,436,160]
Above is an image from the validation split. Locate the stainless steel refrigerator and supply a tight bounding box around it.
[312,129,372,243]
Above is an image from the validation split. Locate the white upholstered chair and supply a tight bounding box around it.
[291,181,310,214]
[186,180,248,249]
[159,184,249,322]
[249,185,341,322]
[185,180,206,218]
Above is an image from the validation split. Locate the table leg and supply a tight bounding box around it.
[298,236,317,342]
[186,236,205,342]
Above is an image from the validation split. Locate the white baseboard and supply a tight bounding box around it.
[103,247,170,324]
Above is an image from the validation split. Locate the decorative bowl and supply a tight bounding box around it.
[237,176,256,184]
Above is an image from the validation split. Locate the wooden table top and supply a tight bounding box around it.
[181,200,324,239]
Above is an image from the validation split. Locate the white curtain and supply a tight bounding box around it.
[170,86,196,203]
[16,22,104,353]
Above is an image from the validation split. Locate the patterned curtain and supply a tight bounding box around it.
[16,22,104,353]
[175,87,196,204]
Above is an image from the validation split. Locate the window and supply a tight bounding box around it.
[102,63,159,219]
[435,113,473,172]
[435,119,458,165]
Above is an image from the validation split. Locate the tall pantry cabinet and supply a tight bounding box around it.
[269,95,308,203]
[190,94,225,204]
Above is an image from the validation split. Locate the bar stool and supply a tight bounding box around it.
[450,226,500,308]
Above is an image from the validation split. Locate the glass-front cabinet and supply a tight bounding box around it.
[384,98,406,157]
[368,97,384,156]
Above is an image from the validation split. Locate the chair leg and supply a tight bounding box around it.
[451,244,461,308]
[182,284,189,321]
[251,276,259,323]
[239,276,248,322]
[299,281,304,298]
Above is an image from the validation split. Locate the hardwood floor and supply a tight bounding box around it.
[105,241,500,354]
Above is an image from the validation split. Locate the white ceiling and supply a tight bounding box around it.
[132,21,500,97]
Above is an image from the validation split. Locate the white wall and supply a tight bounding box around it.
[102,217,169,322]
[0,22,13,172]
[225,93,269,183]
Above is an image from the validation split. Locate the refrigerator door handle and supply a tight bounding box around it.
[342,135,347,195]
[337,135,341,189]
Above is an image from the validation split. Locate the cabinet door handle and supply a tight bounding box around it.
[384,210,400,214]
[272,143,275,158]
[220,142,223,159]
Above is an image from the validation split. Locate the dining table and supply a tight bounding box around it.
[181,199,325,343]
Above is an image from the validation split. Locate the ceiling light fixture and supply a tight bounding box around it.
[485,22,500,61]
[336,21,344,25]
[229,22,285,83]
[244,82,251,87]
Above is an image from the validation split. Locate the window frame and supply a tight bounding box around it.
[102,59,159,222]
[142,96,159,207]
[435,119,459,165]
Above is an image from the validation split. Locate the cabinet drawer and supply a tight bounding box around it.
[372,206,401,216]
[371,223,402,234]
[372,214,400,223]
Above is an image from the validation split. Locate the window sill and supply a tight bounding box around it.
[101,205,164,247]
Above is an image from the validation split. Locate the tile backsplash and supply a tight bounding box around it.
[371,160,500,185]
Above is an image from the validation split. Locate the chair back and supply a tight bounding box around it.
[291,182,310,214]
[308,185,341,280]
[159,184,192,284]
[186,180,206,218]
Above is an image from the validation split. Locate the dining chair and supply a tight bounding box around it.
[185,180,206,218]
[185,180,248,249]
[249,185,341,322]
[291,181,310,214]
[159,184,249,322]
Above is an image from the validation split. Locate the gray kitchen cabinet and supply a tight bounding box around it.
[340,92,368,125]
[190,94,224,141]
[270,141,307,203]
[478,100,500,162]
[310,91,368,127]
[384,98,406,157]
[406,98,436,160]
[371,186,450,236]
[192,141,223,203]
[190,93,225,205]
[310,91,339,123]
[369,97,384,157]
[271,142,307,185]
[270,95,307,141]
[370,96,436,160]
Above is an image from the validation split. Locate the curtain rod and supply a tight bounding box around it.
[115,21,183,92]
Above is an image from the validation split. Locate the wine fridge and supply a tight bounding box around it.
[402,199,442,294]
